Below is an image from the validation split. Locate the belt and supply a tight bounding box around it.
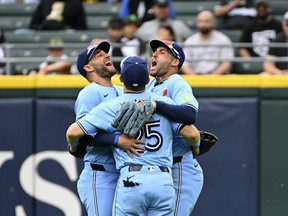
[128,165,170,173]
[173,156,183,164]
[90,163,106,171]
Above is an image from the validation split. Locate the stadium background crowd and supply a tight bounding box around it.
[0,0,287,76]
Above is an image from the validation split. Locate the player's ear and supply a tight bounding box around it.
[171,59,179,68]
[84,64,94,73]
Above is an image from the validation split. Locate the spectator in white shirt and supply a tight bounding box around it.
[136,0,192,43]
[121,15,146,57]
[182,10,234,75]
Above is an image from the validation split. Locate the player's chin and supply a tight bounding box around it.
[150,69,157,77]
[106,65,116,73]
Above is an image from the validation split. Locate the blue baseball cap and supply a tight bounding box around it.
[77,41,110,78]
[150,39,185,69]
[120,56,149,89]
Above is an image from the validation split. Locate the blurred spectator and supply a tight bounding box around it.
[144,24,176,60]
[263,12,288,75]
[0,29,5,75]
[239,1,283,57]
[29,0,87,30]
[29,38,72,75]
[107,17,124,71]
[182,11,234,75]
[156,25,176,41]
[136,0,192,43]
[119,0,175,24]
[215,0,256,29]
[92,17,124,71]
[121,15,146,57]
[0,0,38,3]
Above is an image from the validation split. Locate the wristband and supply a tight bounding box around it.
[194,138,201,147]
[113,134,121,148]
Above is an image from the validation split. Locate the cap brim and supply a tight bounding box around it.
[93,41,110,54]
[150,39,179,59]
[87,41,111,63]
[150,39,171,53]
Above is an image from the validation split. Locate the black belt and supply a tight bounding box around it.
[128,165,170,173]
[90,163,106,171]
[173,156,183,164]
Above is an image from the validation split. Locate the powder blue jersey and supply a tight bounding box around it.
[74,82,122,165]
[146,74,199,157]
[77,91,182,170]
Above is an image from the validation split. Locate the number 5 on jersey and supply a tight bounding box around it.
[136,120,163,152]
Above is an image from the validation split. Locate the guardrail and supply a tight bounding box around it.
[1,42,287,74]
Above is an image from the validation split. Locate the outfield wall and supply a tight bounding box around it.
[0,75,287,216]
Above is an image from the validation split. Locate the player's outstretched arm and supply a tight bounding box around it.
[66,123,85,152]
[153,101,197,125]
[179,125,200,155]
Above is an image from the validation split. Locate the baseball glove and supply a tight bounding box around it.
[68,135,89,158]
[194,131,218,157]
[112,99,155,138]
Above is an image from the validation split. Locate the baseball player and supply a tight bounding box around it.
[72,41,144,216]
[146,39,204,215]
[66,56,200,216]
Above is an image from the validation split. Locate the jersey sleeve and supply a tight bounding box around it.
[77,102,116,136]
[170,79,199,110]
[74,87,101,120]
[172,122,184,135]
[156,96,185,132]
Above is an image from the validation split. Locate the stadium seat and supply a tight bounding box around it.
[177,15,197,28]
[0,17,30,30]
[10,48,82,58]
[232,62,263,74]
[84,3,120,16]
[173,1,286,16]
[174,1,216,15]
[0,4,36,16]
[11,49,47,57]
[221,30,242,42]
[270,1,288,15]
[0,3,119,16]
[87,16,110,30]
[13,62,39,75]
[5,31,109,43]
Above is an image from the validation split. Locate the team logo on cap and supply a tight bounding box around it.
[87,44,97,55]
[163,40,173,46]
[163,40,181,60]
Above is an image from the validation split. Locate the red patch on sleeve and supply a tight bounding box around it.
[162,89,168,96]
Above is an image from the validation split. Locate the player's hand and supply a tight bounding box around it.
[117,134,145,158]
[151,101,157,109]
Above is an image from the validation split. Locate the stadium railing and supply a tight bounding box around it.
[1,42,287,75]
